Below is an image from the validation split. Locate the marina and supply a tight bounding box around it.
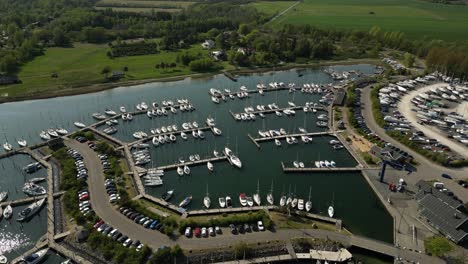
[0,64,394,262]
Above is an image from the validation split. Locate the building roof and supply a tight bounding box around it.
[415,180,463,209]
[333,89,346,106]
[418,194,468,243]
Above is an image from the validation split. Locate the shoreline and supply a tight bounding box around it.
[0,58,381,104]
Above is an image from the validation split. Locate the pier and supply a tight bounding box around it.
[229,105,327,120]
[152,155,228,171]
[187,205,276,216]
[0,195,47,207]
[87,126,125,146]
[281,162,363,173]
[254,131,334,143]
[128,125,213,146]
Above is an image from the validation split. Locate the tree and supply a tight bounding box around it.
[189,58,215,72]
[53,28,70,47]
[101,66,111,76]
[424,236,453,257]
[403,52,415,68]
[238,23,251,36]
[0,54,19,73]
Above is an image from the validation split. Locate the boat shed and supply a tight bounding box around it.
[415,180,468,244]
[333,89,346,106]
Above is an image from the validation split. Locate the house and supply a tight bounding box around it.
[210,50,226,61]
[369,145,413,163]
[201,39,215,49]
[237,47,253,56]
[108,71,125,80]
[333,89,346,106]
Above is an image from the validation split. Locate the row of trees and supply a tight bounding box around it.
[109,41,158,58]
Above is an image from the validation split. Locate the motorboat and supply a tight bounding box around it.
[23,182,46,196]
[21,248,48,264]
[239,193,247,207]
[56,128,68,135]
[23,162,41,173]
[179,196,192,208]
[293,161,300,168]
[305,200,312,212]
[92,113,106,120]
[177,166,184,176]
[213,150,220,157]
[291,198,298,208]
[74,122,86,128]
[324,160,331,167]
[299,162,304,168]
[0,191,8,202]
[203,195,211,209]
[28,177,46,183]
[162,189,174,201]
[211,96,220,104]
[207,162,214,172]
[0,255,7,264]
[18,139,27,147]
[246,196,254,207]
[3,142,12,151]
[275,139,281,146]
[39,131,51,140]
[104,109,117,115]
[330,161,336,167]
[183,165,190,175]
[120,106,127,113]
[47,129,59,138]
[180,132,188,140]
[3,204,12,219]
[314,161,321,168]
[328,206,334,218]
[192,130,198,138]
[286,196,292,206]
[17,197,46,222]
[197,129,205,139]
[61,259,72,264]
[280,196,286,206]
[224,147,242,168]
[298,199,304,210]
[333,144,344,150]
[103,126,117,135]
[329,139,340,145]
[169,134,176,142]
[218,197,226,208]
[152,136,159,146]
[126,113,133,121]
[226,196,232,207]
[213,127,222,136]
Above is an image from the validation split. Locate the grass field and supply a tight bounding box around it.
[0,43,215,98]
[95,0,194,13]
[251,0,468,41]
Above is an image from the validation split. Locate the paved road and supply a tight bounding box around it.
[361,85,468,201]
[64,139,443,263]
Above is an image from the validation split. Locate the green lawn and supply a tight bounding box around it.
[0,43,212,98]
[251,0,468,41]
[248,1,297,15]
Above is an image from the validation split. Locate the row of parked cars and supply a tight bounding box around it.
[184,221,265,238]
[94,219,144,251]
[67,148,88,180]
[78,189,93,216]
[119,207,166,232]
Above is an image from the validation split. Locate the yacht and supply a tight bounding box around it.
[203,186,211,209]
[74,122,86,128]
[183,165,190,175]
[213,127,222,136]
[47,129,59,138]
[291,197,298,208]
[23,162,41,173]
[224,147,242,168]
[21,248,48,264]
[39,131,51,140]
[162,189,174,201]
[179,196,192,208]
[103,126,117,135]
[180,132,188,140]
[246,196,254,207]
[56,128,68,135]
[239,193,247,207]
[253,181,261,206]
[207,162,214,172]
[226,196,232,207]
[28,177,46,183]
[211,96,220,104]
[0,191,8,202]
[119,106,127,113]
[218,197,226,208]
[92,113,106,120]
[17,139,27,147]
[152,136,159,146]
[3,204,13,219]
[3,142,12,151]
[0,255,7,264]
[23,182,46,196]
[104,109,117,115]
[17,197,46,222]
[177,166,184,176]
[293,161,300,168]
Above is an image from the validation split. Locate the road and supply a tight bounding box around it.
[361,85,468,201]
[64,139,443,263]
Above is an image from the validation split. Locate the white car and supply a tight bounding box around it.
[123,238,132,247]
[201,227,207,237]
[136,244,144,252]
[184,227,192,237]
[257,221,265,231]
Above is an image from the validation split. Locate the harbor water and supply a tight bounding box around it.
[0,65,392,260]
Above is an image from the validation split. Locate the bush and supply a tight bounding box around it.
[189,58,215,72]
[424,236,453,257]
[109,41,158,57]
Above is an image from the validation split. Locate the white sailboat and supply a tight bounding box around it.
[17,139,27,147]
[305,186,312,212]
[3,142,12,151]
[177,166,184,176]
[267,181,274,205]
[218,197,226,208]
[298,199,304,211]
[328,193,335,218]
[183,165,190,175]
[203,185,211,209]
[253,180,261,206]
[207,161,214,172]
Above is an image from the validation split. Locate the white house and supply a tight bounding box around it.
[201,39,215,49]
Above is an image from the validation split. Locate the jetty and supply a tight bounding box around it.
[129,125,213,146]
[152,155,228,171]
[0,195,47,207]
[229,105,327,119]
[187,205,276,216]
[254,131,334,143]
[281,162,363,173]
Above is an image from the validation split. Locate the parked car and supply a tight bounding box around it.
[257,221,265,231]
[441,173,453,179]
[185,227,192,237]
[229,224,237,234]
[194,227,201,237]
[201,227,207,237]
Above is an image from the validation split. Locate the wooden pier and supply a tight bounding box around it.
[87,126,125,146]
[255,131,334,143]
[0,195,47,207]
[247,133,261,148]
[229,105,327,120]
[187,205,276,216]
[281,162,363,173]
[153,155,228,171]
[129,125,214,146]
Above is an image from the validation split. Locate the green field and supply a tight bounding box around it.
[0,43,216,98]
[251,0,468,41]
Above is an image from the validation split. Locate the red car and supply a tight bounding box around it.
[194,227,201,237]
[94,220,104,229]
[79,194,89,201]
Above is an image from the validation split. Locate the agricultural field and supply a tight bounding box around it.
[94,0,195,13]
[0,43,213,98]
[251,0,468,41]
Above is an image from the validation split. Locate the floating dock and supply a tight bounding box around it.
[229,105,327,120]
[187,205,276,216]
[129,125,214,146]
[255,131,334,143]
[153,155,228,171]
[281,162,363,173]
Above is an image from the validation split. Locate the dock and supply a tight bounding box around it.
[229,105,327,120]
[128,125,214,146]
[152,155,228,171]
[187,205,276,216]
[281,162,363,173]
[247,133,261,148]
[291,210,342,230]
[0,195,47,207]
[254,131,334,143]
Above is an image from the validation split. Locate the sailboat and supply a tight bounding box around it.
[0,191,8,202]
[305,186,312,212]
[267,181,274,205]
[162,189,174,201]
[17,139,27,147]
[226,196,232,207]
[328,193,335,218]
[275,139,281,146]
[3,142,12,151]
[177,166,184,176]
[183,165,190,175]
[3,204,13,219]
[207,161,214,172]
[203,185,211,209]
[253,180,261,206]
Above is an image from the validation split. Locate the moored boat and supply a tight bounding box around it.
[17,139,27,147]
[23,182,46,196]
[179,196,192,208]
[0,191,8,202]
[239,193,247,207]
[21,248,48,264]
[74,122,86,128]
[218,197,226,208]
[17,197,46,222]
[162,189,174,201]
[3,204,13,219]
